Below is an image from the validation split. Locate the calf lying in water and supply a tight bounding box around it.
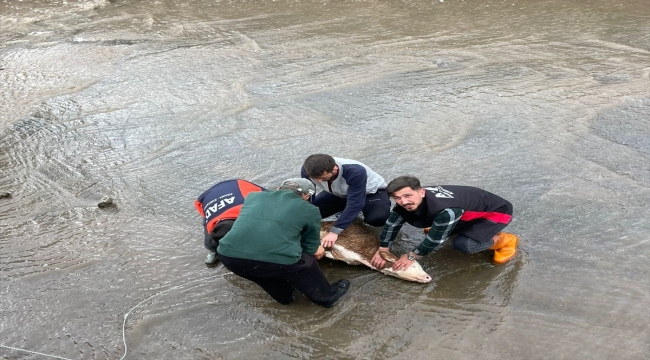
[320,222,432,283]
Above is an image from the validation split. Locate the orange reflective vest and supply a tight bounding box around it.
[194,179,265,233]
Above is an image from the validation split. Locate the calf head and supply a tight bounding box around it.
[377,251,432,284]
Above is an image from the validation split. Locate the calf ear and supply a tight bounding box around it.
[379,251,398,263]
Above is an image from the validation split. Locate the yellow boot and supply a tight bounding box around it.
[490,232,519,265]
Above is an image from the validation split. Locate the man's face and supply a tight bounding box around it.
[391,187,426,212]
[311,166,338,183]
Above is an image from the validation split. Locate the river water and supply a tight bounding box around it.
[1,0,649,359]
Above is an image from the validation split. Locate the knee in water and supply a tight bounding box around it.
[452,236,474,253]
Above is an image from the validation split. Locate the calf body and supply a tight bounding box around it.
[320,222,432,283]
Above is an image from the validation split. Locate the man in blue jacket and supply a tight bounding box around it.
[301,154,391,248]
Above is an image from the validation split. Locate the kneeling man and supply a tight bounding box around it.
[371,176,519,271]
[194,179,265,267]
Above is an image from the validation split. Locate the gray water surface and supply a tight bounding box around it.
[1,0,649,359]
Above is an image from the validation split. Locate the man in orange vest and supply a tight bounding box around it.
[194,179,265,267]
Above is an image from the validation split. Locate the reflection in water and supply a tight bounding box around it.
[1,0,649,359]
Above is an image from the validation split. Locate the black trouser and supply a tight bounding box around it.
[451,219,509,254]
[218,253,337,306]
[203,224,218,251]
[312,189,391,227]
[452,235,495,254]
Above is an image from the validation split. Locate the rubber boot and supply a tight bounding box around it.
[204,251,219,267]
[489,232,519,265]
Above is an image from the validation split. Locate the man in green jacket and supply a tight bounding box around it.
[217,178,351,307]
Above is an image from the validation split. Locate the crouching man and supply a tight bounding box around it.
[371,176,519,271]
[217,178,350,307]
[194,179,266,267]
[300,154,391,248]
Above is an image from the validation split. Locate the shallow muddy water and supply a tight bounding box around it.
[1,0,649,359]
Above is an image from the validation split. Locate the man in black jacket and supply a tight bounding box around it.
[371,176,519,271]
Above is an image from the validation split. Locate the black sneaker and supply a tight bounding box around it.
[322,279,350,308]
[204,251,219,267]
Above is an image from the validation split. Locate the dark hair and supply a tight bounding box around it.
[386,176,422,195]
[210,219,235,242]
[303,154,336,177]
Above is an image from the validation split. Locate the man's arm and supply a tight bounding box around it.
[300,205,323,255]
[379,211,406,248]
[389,207,464,271]
[370,211,405,268]
[413,207,464,256]
[330,164,367,234]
